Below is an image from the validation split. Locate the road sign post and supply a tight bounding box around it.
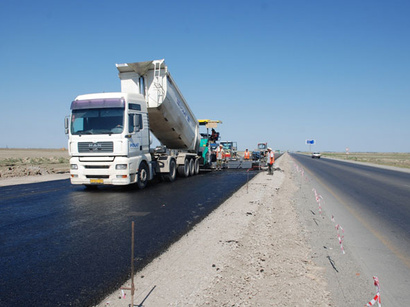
[306,139,315,153]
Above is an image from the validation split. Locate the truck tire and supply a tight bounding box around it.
[189,159,195,176]
[178,158,190,177]
[137,162,149,189]
[194,158,200,175]
[163,159,176,182]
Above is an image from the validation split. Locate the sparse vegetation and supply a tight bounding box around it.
[319,152,410,169]
[0,148,70,178]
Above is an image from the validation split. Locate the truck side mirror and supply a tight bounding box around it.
[64,116,69,134]
[133,114,141,132]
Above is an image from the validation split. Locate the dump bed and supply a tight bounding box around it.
[116,60,199,152]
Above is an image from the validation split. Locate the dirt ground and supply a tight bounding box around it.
[322,152,410,169]
[0,148,70,186]
[95,153,333,307]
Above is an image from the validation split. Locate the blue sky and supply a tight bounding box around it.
[1,0,409,152]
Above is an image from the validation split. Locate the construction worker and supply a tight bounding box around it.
[210,128,218,142]
[243,149,250,160]
[267,147,275,175]
[216,144,225,170]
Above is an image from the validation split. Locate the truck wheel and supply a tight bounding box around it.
[137,162,149,189]
[177,158,190,177]
[194,158,200,175]
[163,159,176,182]
[189,159,195,176]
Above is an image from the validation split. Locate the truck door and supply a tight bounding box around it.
[128,111,143,157]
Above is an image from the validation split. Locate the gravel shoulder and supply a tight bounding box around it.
[96,153,332,306]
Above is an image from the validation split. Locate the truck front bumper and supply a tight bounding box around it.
[69,157,137,186]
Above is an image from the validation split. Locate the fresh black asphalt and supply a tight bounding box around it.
[0,169,258,306]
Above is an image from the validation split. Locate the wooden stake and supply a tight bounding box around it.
[121,221,135,307]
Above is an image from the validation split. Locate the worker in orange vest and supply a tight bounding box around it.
[243,149,250,160]
[216,144,225,170]
[267,147,274,175]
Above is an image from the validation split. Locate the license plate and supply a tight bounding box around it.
[90,179,104,184]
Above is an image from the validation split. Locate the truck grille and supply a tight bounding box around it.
[86,175,109,179]
[84,165,110,169]
[78,142,113,153]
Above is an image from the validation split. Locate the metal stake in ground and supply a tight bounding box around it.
[121,221,135,307]
[247,169,250,194]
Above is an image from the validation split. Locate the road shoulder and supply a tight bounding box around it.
[0,174,70,187]
[96,153,331,306]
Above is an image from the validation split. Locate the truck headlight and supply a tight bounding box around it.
[70,164,78,170]
[116,164,128,170]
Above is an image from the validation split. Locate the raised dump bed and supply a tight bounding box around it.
[117,60,199,152]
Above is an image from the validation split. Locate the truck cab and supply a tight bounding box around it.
[66,92,152,187]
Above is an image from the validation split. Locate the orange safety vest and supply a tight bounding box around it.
[244,151,250,160]
[268,151,275,165]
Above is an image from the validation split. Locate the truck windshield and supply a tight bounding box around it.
[71,108,124,135]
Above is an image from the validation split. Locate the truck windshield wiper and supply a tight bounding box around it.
[76,131,93,135]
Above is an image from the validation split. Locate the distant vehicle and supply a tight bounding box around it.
[253,142,268,162]
[220,141,238,159]
[312,152,321,159]
[251,151,261,161]
[257,142,268,154]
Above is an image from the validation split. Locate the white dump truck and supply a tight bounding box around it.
[65,59,211,188]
